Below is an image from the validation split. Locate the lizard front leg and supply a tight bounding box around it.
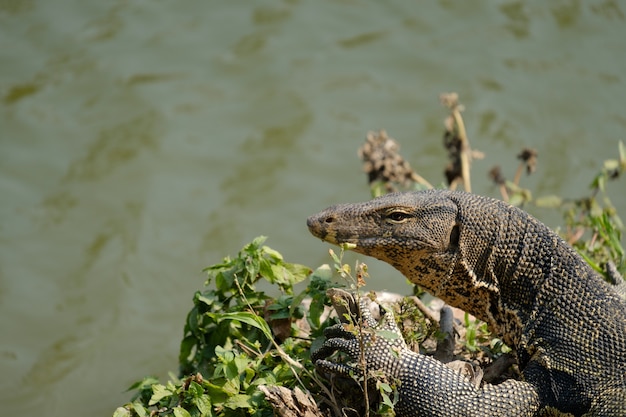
[312,289,541,417]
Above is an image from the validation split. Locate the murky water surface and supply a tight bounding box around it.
[1,1,625,415]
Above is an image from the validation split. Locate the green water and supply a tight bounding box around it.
[1,1,625,415]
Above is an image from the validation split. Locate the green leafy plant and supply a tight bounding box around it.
[115,236,338,417]
[179,235,310,376]
[559,142,626,279]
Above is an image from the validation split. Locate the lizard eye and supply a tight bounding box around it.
[385,211,412,223]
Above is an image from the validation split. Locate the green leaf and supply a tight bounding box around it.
[126,377,160,392]
[149,384,173,406]
[215,345,235,362]
[204,257,232,272]
[179,335,197,364]
[377,382,392,393]
[218,312,273,341]
[579,250,603,273]
[381,391,396,408]
[270,264,293,285]
[242,366,256,386]
[376,329,401,341]
[310,264,333,282]
[290,289,309,317]
[188,381,204,397]
[268,309,290,320]
[113,407,131,417]
[233,355,250,375]
[261,245,283,261]
[259,258,275,281]
[224,393,253,410]
[215,270,235,291]
[185,306,201,339]
[245,256,261,281]
[173,406,192,417]
[194,395,212,415]
[310,335,327,354]
[308,296,327,330]
[381,392,394,406]
[250,235,268,248]
[196,294,216,307]
[204,381,231,403]
[131,402,147,417]
[284,263,312,284]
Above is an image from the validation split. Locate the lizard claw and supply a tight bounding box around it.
[315,358,361,379]
[311,322,363,378]
[311,289,408,380]
[311,327,357,362]
[321,323,357,340]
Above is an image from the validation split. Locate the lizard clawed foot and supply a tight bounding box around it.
[311,289,408,380]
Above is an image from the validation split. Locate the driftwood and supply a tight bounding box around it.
[259,386,325,417]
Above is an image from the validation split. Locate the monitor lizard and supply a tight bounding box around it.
[307,189,626,416]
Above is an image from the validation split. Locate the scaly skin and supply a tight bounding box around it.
[307,190,626,416]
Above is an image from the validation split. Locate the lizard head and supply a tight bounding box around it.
[309,190,535,343]
[307,190,461,291]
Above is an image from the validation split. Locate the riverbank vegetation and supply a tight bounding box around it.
[114,94,624,417]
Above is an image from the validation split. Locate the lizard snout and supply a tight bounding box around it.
[307,211,338,242]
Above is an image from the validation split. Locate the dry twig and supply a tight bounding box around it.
[440,93,484,192]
